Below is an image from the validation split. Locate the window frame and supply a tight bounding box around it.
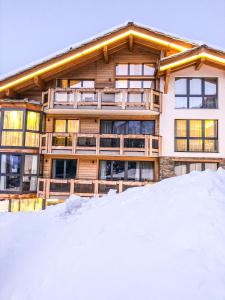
[175,77,218,109]
[115,79,156,89]
[0,153,39,194]
[0,108,42,149]
[115,63,156,77]
[56,79,95,89]
[174,119,218,152]
[52,159,77,179]
[98,160,155,182]
[174,161,219,176]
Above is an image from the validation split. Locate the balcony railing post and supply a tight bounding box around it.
[120,135,124,155]
[73,90,78,108]
[49,88,54,109]
[119,181,123,193]
[72,133,77,154]
[145,90,149,110]
[70,179,74,195]
[122,90,126,109]
[149,135,153,156]
[97,91,101,109]
[46,179,50,200]
[145,135,149,156]
[94,180,98,195]
[96,134,100,154]
[149,89,154,111]
[48,133,52,154]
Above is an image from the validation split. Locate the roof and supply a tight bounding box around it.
[0,21,224,95]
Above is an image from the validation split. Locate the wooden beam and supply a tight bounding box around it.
[195,58,205,70]
[103,46,109,63]
[5,88,17,98]
[128,34,134,51]
[164,69,171,94]
[33,76,45,90]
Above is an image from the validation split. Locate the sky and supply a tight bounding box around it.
[0,0,225,76]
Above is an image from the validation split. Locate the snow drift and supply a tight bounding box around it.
[1,170,225,300]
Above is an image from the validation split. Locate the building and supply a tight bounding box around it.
[0,22,224,212]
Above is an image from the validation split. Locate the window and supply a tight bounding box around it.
[0,154,38,193]
[175,120,218,152]
[1,110,41,148]
[175,78,218,109]
[56,79,95,89]
[52,159,77,179]
[100,120,155,135]
[53,119,79,146]
[99,160,154,181]
[116,64,155,76]
[174,162,218,176]
[115,80,155,89]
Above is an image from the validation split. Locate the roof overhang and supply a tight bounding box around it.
[0,22,196,96]
[159,46,225,74]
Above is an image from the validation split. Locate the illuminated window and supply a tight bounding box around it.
[175,78,218,109]
[53,119,79,146]
[26,111,40,131]
[1,109,41,148]
[3,111,23,129]
[175,120,218,152]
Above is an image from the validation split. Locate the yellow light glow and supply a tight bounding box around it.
[160,52,225,71]
[0,29,190,92]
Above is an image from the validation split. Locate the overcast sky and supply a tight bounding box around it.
[0,0,225,76]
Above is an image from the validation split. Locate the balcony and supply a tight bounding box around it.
[37,178,153,199]
[40,133,161,157]
[42,88,162,115]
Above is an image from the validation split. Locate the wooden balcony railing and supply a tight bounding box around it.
[37,178,153,199]
[40,133,161,157]
[42,88,162,113]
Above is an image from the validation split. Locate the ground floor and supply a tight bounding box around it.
[0,155,224,212]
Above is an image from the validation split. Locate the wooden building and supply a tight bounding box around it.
[0,22,225,211]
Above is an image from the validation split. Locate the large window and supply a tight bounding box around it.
[100,120,155,135]
[0,154,38,193]
[56,79,95,89]
[175,78,218,109]
[116,64,155,76]
[175,120,218,152]
[52,159,77,179]
[99,160,154,181]
[174,161,218,176]
[1,110,41,148]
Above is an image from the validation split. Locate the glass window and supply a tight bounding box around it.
[174,162,187,176]
[1,154,21,174]
[69,80,81,88]
[24,155,38,175]
[129,80,142,88]
[174,161,218,176]
[1,132,23,146]
[190,78,202,95]
[175,120,218,152]
[128,121,141,134]
[175,78,187,95]
[115,80,128,88]
[55,120,66,132]
[3,111,23,129]
[130,64,142,76]
[100,120,155,135]
[99,160,154,181]
[176,120,187,137]
[25,132,39,147]
[143,80,155,89]
[141,121,155,134]
[27,111,40,131]
[116,64,128,76]
[68,120,79,133]
[82,80,95,88]
[205,163,218,171]
[52,159,77,179]
[143,64,155,76]
[128,93,143,102]
[175,78,217,109]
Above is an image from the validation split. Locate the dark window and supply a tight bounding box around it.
[52,159,77,179]
[100,120,155,135]
[175,78,218,109]
[175,119,218,152]
[99,160,154,181]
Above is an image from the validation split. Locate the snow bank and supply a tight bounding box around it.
[1,170,225,300]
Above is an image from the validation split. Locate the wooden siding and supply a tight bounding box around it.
[80,118,99,134]
[78,159,98,179]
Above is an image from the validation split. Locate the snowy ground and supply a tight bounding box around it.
[1,170,225,300]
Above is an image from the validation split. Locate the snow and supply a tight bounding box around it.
[1,169,225,300]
